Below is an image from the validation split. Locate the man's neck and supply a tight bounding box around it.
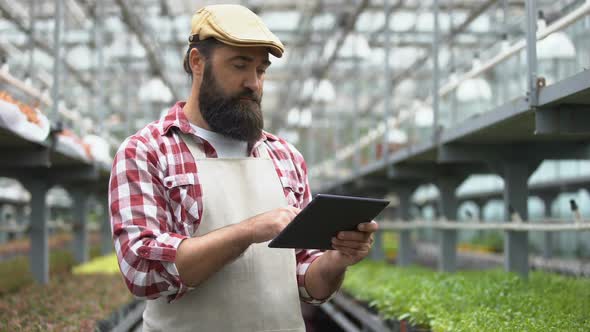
[183,94,211,130]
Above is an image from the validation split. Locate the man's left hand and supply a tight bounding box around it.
[328,221,379,267]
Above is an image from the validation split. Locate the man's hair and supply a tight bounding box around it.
[183,37,223,80]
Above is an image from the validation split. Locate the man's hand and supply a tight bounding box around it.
[177,206,300,287]
[243,206,301,243]
[327,221,379,267]
[303,221,379,301]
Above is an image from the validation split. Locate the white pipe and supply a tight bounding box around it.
[311,2,590,178]
[0,68,87,128]
[379,220,590,232]
[439,1,590,97]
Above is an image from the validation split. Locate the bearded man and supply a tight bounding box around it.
[109,4,377,331]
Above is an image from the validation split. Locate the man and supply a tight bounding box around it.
[109,4,378,331]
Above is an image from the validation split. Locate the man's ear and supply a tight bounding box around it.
[190,48,206,76]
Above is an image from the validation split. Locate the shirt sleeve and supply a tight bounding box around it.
[109,136,191,302]
[291,149,333,304]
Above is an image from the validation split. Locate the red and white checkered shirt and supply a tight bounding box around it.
[109,102,324,303]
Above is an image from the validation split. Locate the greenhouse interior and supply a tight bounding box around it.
[0,0,589,331]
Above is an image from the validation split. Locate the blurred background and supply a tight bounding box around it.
[0,0,589,331]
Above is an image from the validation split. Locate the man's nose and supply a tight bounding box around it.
[243,71,262,95]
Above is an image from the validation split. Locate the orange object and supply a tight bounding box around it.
[59,129,94,160]
[0,90,44,127]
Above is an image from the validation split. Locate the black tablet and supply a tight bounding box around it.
[268,194,390,250]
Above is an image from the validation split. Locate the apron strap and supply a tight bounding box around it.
[178,132,206,159]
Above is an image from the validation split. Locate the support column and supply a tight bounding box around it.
[22,180,51,284]
[70,186,89,263]
[436,177,463,272]
[473,199,487,240]
[502,162,534,278]
[414,204,426,242]
[14,204,27,240]
[539,193,557,259]
[396,184,416,266]
[51,0,63,123]
[100,194,112,254]
[370,207,387,261]
[0,204,6,244]
[366,188,389,261]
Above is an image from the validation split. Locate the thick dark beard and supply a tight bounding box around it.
[199,63,264,143]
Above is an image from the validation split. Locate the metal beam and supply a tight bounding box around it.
[360,0,499,116]
[69,185,89,263]
[438,143,590,163]
[277,0,397,131]
[51,165,100,183]
[52,0,64,123]
[525,0,539,107]
[437,176,462,273]
[0,0,117,113]
[502,161,532,278]
[330,292,391,332]
[257,0,521,12]
[535,105,590,135]
[114,0,180,101]
[21,179,51,284]
[393,180,419,266]
[0,148,50,168]
[284,0,372,117]
[274,0,321,111]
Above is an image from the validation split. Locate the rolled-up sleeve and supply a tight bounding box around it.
[291,149,332,304]
[109,136,191,302]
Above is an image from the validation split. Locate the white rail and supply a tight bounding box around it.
[380,220,590,232]
[438,0,590,97]
[310,1,590,178]
[0,69,80,123]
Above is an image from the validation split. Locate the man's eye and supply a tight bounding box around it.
[234,64,246,70]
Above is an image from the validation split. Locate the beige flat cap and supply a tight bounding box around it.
[189,4,285,58]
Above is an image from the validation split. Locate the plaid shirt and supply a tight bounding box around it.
[109,102,324,303]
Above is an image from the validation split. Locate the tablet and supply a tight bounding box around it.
[268,194,390,250]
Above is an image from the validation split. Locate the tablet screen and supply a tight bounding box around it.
[268,194,389,250]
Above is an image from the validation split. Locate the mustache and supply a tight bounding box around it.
[235,90,261,104]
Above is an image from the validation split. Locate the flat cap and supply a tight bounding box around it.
[189,4,285,58]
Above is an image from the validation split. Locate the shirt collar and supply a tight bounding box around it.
[161,101,278,146]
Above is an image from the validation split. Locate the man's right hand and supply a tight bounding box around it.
[244,206,301,243]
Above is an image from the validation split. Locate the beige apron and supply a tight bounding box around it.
[142,133,305,332]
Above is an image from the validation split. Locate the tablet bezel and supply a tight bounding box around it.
[267,194,389,250]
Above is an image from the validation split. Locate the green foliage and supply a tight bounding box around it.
[0,249,132,331]
[0,246,102,295]
[73,253,120,275]
[0,273,132,331]
[343,261,590,332]
[467,231,504,252]
[381,231,398,259]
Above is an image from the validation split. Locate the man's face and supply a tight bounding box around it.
[198,45,271,143]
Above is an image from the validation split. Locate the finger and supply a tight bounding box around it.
[286,205,301,213]
[332,238,371,250]
[336,231,371,242]
[332,244,369,257]
[282,207,299,219]
[357,221,379,232]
